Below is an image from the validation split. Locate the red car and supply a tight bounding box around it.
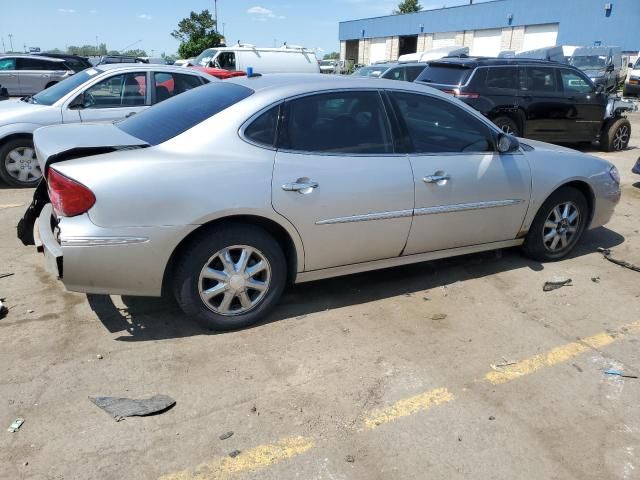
[189,66,246,79]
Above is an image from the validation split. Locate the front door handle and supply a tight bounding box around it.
[423,174,450,184]
[282,180,319,193]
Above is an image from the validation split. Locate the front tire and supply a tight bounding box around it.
[522,187,588,262]
[173,223,287,330]
[601,118,631,152]
[0,138,42,187]
[492,116,520,137]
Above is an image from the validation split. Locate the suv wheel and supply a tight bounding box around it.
[493,116,520,137]
[522,186,588,262]
[602,118,631,152]
[173,223,287,330]
[0,138,42,188]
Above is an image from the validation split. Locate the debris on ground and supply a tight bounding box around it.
[0,272,14,280]
[604,369,638,379]
[432,313,448,321]
[0,299,7,320]
[250,405,257,413]
[229,450,242,458]
[26,309,34,314]
[345,455,355,463]
[488,416,496,421]
[598,248,640,273]
[8,417,24,433]
[490,357,517,371]
[89,395,176,421]
[219,431,234,440]
[543,278,573,292]
[96,354,103,360]
[591,277,601,283]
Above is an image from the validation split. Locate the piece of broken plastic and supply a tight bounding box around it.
[89,395,176,421]
[8,417,24,433]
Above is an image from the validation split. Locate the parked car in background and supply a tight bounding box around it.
[623,58,640,97]
[190,44,320,76]
[34,53,92,72]
[516,46,578,63]
[19,75,620,330]
[633,157,640,175]
[0,64,214,187]
[0,54,76,96]
[398,46,469,64]
[173,58,194,67]
[93,55,148,66]
[570,46,623,92]
[352,62,426,81]
[319,59,338,74]
[415,57,635,151]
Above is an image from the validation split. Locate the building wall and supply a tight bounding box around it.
[339,0,639,52]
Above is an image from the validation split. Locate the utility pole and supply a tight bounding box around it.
[1,37,5,53]
[214,0,218,29]
[96,35,99,55]
[8,34,13,53]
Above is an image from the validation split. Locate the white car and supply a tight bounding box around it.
[0,64,214,187]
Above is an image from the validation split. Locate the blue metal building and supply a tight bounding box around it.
[338,0,639,64]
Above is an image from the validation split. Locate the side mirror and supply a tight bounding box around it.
[497,133,519,154]
[629,62,634,68]
[68,93,85,110]
[606,64,615,73]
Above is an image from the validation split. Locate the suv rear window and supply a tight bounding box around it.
[116,82,253,145]
[416,64,474,86]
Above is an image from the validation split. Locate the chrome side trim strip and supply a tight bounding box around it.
[316,209,413,225]
[295,239,524,284]
[61,236,149,247]
[414,199,524,216]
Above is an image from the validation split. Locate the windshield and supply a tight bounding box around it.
[320,61,336,66]
[194,48,218,67]
[635,59,640,69]
[31,69,100,106]
[416,65,473,85]
[116,81,253,145]
[571,55,607,69]
[352,66,388,78]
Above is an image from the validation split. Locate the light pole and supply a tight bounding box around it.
[214,0,218,29]
[8,33,13,53]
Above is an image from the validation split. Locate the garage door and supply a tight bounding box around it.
[433,32,457,49]
[522,24,559,51]
[369,38,387,64]
[471,29,502,57]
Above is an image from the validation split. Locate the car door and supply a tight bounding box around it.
[271,90,415,271]
[519,66,571,141]
[387,90,531,255]
[15,57,55,95]
[558,68,605,142]
[0,57,20,95]
[77,71,149,123]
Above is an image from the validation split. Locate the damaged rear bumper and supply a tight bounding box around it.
[34,203,63,279]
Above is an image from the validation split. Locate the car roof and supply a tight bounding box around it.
[93,63,206,74]
[227,73,450,100]
[0,54,66,62]
[426,57,568,68]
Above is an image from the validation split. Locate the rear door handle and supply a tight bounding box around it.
[423,174,450,184]
[282,180,319,193]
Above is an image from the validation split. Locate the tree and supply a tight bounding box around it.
[323,52,340,60]
[394,0,422,14]
[122,49,147,57]
[171,9,223,59]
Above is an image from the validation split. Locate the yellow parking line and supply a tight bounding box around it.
[158,436,314,480]
[0,203,23,210]
[485,320,640,385]
[363,387,455,429]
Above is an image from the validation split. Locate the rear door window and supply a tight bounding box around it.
[525,66,559,92]
[404,66,426,82]
[383,67,406,81]
[0,58,16,70]
[484,66,519,90]
[17,58,61,70]
[244,105,280,147]
[153,72,205,104]
[416,65,474,85]
[280,91,393,154]
[389,91,494,153]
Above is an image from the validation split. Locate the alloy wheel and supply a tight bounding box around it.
[500,124,515,135]
[542,202,581,252]
[4,146,42,184]
[198,245,271,316]
[613,125,630,151]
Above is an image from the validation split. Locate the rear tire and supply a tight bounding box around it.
[492,116,520,137]
[522,186,588,262]
[0,137,42,188]
[601,118,631,152]
[173,223,287,331]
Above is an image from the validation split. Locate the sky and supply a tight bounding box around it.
[1,0,490,58]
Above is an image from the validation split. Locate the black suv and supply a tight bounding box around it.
[415,57,633,151]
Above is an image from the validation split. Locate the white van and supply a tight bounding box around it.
[190,44,320,74]
[398,46,469,64]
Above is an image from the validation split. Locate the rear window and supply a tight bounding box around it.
[116,82,253,145]
[416,64,474,86]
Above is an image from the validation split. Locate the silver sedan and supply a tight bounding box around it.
[20,74,621,330]
[0,63,214,187]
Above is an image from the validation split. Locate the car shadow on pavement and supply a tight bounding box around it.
[87,226,624,342]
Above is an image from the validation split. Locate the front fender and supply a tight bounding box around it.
[0,123,44,143]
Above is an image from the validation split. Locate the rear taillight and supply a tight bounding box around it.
[442,89,480,99]
[47,168,95,217]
